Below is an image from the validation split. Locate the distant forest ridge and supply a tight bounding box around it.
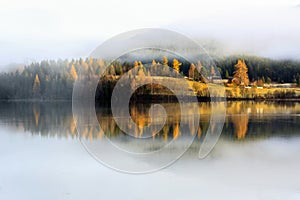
[0,55,300,100]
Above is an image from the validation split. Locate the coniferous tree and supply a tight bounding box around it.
[33,74,40,97]
[233,59,249,86]
[188,63,196,80]
[172,59,181,73]
[162,56,170,76]
[225,70,229,79]
[70,64,78,80]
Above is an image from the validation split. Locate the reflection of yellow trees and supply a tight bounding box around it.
[227,102,249,140]
[95,115,120,136]
[88,127,94,141]
[162,125,169,141]
[232,113,248,140]
[130,106,150,137]
[188,116,195,135]
[173,123,180,140]
[197,126,202,139]
[82,127,89,138]
[97,129,104,139]
[32,104,40,126]
[70,120,76,135]
[70,118,76,135]
[14,102,300,141]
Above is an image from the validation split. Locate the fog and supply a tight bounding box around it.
[1,127,300,200]
[1,0,300,71]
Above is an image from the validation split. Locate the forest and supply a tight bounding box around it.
[0,56,300,100]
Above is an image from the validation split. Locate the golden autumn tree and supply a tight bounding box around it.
[137,61,145,78]
[133,60,139,68]
[138,61,143,68]
[188,63,196,79]
[162,56,170,75]
[233,59,249,86]
[162,56,168,66]
[33,74,40,97]
[137,66,145,77]
[172,58,182,73]
[151,60,157,66]
[70,64,78,80]
[257,78,264,87]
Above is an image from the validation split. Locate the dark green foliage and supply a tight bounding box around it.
[214,55,300,83]
[1,55,300,100]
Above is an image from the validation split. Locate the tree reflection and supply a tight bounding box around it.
[228,102,249,140]
[0,101,299,141]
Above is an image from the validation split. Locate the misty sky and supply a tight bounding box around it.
[1,0,300,70]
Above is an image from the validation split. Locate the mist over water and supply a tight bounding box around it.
[1,1,300,199]
[0,101,299,199]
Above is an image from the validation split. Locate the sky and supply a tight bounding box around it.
[0,0,300,70]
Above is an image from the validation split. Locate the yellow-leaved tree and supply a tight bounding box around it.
[172,58,181,73]
[70,64,78,80]
[33,74,40,97]
[162,56,170,75]
[133,60,139,68]
[151,60,157,66]
[162,56,168,67]
[188,63,196,79]
[233,59,249,86]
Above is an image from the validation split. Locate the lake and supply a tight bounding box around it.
[0,101,300,200]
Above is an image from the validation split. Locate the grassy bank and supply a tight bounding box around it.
[190,80,300,100]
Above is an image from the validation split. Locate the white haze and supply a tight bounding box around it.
[1,127,300,200]
[0,0,300,70]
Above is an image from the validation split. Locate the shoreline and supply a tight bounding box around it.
[1,95,300,103]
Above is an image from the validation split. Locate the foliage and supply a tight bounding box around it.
[215,55,300,83]
[0,55,300,100]
[172,59,181,73]
[232,59,249,86]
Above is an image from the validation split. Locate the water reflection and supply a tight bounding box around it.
[0,101,299,140]
[228,102,249,140]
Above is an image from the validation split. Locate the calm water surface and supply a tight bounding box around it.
[0,101,300,200]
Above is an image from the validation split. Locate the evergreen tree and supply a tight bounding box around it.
[225,70,229,79]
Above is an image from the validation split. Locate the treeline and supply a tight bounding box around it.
[215,55,300,84]
[0,58,108,99]
[0,56,300,100]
